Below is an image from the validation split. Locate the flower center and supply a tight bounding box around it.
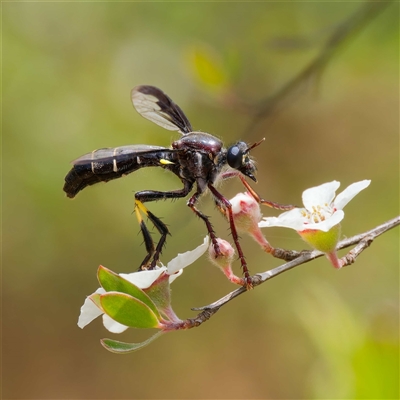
[301,203,335,224]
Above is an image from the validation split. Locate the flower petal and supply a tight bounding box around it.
[300,210,344,232]
[119,268,167,289]
[333,180,371,210]
[168,269,183,284]
[77,288,105,329]
[302,181,340,210]
[258,208,307,231]
[102,314,129,333]
[167,236,209,274]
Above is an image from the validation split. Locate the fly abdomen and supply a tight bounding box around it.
[63,145,177,198]
[63,160,126,198]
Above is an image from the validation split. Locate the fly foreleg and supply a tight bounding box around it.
[239,176,296,210]
[221,172,301,262]
[221,171,296,210]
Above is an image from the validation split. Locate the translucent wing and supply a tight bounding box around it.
[131,85,193,134]
[71,145,169,165]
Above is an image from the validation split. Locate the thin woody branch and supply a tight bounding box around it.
[186,216,399,327]
[245,1,393,134]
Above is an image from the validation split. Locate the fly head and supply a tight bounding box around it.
[226,139,264,182]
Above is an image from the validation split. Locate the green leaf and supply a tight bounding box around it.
[100,331,165,354]
[144,275,171,312]
[89,293,102,310]
[100,292,161,329]
[97,265,161,319]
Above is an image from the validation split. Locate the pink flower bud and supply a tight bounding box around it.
[230,193,273,253]
[231,192,262,232]
[208,238,244,285]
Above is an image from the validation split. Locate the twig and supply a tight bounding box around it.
[183,216,399,327]
[245,1,393,135]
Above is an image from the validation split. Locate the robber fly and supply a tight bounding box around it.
[64,85,292,287]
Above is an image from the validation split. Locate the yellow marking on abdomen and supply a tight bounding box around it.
[160,159,174,165]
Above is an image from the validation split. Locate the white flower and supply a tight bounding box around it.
[78,236,209,332]
[258,180,371,232]
[166,235,209,274]
[258,180,371,269]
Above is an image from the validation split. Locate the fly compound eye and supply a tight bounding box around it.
[227,145,245,169]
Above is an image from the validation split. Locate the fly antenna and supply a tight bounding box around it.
[246,137,265,153]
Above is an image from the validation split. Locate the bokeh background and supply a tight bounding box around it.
[3,2,399,399]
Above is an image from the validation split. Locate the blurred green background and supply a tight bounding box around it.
[3,2,399,399]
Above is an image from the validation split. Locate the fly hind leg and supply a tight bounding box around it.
[135,181,193,270]
[134,198,169,270]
